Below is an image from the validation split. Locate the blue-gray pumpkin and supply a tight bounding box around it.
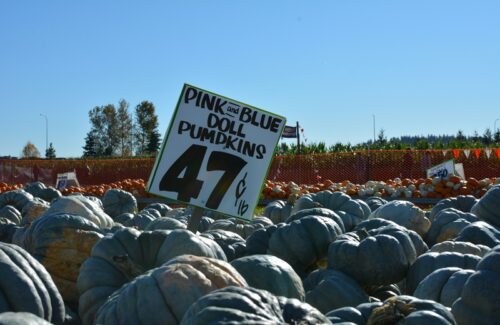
[95,255,247,325]
[451,243,500,325]
[328,228,417,286]
[303,268,369,313]
[470,184,500,227]
[406,252,480,295]
[425,208,479,246]
[414,267,474,307]
[231,254,304,300]
[180,286,331,325]
[77,228,226,325]
[0,242,65,324]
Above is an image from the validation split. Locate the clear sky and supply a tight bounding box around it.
[1,1,499,158]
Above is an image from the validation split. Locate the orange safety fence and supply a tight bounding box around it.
[1,149,499,186]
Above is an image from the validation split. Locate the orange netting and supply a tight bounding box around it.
[1,149,499,186]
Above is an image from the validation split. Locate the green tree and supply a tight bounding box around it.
[146,130,162,155]
[86,103,121,156]
[377,129,387,146]
[21,142,40,158]
[45,142,56,159]
[88,106,107,155]
[102,104,119,156]
[134,101,161,156]
[117,99,133,156]
[482,128,493,146]
[82,131,98,157]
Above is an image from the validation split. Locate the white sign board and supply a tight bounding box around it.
[55,172,80,190]
[427,159,455,178]
[147,84,286,220]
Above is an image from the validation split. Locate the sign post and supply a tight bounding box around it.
[147,84,286,223]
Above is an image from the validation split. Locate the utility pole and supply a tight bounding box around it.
[372,114,376,143]
[40,113,48,156]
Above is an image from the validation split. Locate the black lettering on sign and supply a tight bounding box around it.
[159,144,247,210]
[159,144,206,202]
[206,151,247,209]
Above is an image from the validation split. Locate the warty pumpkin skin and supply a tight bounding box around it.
[425,208,479,246]
[0,242,65,324]
[453,221,500,248]
[470,184,500,227]
[268,215,342,276]
[180,285,332,325]
[406,252,481,295]
[77,228,226,325]
[414,267,474,307]
[303,268,369,313]
[12,213,104,308]
[327,228,417,286]
[286,207,346,233]
[292,190,369,231]
[95,255,247,325]
[102,188,137,218]
[451,244,500,325]
[231,254,304,300]
[20,199,50,226]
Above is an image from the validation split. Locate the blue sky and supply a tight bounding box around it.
[1,1,499,158]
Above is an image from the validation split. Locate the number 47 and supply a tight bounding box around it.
[159,144,247,210]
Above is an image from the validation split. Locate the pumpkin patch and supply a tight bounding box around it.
[0,177,498,323]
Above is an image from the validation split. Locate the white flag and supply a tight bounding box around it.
[442,150,448,157]
[485,148,492,158]
[464,149,470,158]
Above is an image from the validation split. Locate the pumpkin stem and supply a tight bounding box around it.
[367,297,417,325]
[356,228,370,240]
[287,193,298,205]
[112,255,144,280]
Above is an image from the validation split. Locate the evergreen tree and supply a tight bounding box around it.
[117,99,133,156]
[482,128,493,145]
[45,143,56,159]
[102,104,119,156]
[134,101,160,156]
[377,129,387,146]
[82,131,98,157]
[88,106,106,155]
[146,130,162,155]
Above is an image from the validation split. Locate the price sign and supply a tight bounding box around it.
[427,159,455,178]
[147,84,286,220]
